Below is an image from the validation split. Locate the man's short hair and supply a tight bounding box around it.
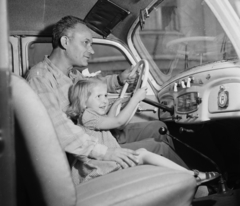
[52,15,86,49]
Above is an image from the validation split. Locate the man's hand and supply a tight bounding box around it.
[101,148,139,168]
[118,63,139,85]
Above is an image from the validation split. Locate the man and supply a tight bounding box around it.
[26,16,187,171]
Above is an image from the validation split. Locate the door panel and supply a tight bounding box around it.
[0,1,16,206]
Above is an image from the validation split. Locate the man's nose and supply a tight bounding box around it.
[89,46,94,54]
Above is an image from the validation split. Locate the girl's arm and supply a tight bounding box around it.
[107,98,122,117]
[98,87,147,130]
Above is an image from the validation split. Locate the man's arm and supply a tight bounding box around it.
[104,64,138,93]
[27,76,108,159]
[69,69,121,93]
[102,74,122,93]
[69,68,135,93]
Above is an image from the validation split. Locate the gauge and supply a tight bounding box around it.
[177,92,198,113]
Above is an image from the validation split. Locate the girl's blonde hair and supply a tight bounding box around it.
[67,77,106,123]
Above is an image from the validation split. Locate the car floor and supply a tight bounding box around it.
[192,188,240,206]
[165,121,240,205]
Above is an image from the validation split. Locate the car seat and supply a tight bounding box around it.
[12,74,197,206]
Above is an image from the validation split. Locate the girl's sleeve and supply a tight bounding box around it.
[82,109,103,130]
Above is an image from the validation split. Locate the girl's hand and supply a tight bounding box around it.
[132,87,147,102]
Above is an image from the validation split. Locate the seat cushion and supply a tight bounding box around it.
[76,165,196,206]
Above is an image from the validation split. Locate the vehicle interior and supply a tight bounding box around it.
[1,0,240,205]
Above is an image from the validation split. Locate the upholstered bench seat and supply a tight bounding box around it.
[12,75,196,206]
[77,166,196,206]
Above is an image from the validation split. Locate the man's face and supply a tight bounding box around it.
[86,83,109,115]
[66,24,94,67]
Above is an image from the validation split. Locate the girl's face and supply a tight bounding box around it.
[86,83,109,115]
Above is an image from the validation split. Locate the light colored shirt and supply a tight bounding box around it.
[81,108,120,149]
[26,56,121,160]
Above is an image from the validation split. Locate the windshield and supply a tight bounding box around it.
[133,0,239,85]
[229,0,240,18]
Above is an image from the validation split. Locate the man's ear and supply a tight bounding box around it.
[60,36,69,50]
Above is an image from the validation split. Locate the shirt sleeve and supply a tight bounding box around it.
[69,69,122,93]
[104,74,122,93]
[82,109,102,130]
[27,76,108,160]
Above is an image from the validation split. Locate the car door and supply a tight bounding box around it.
[0,0,16,206]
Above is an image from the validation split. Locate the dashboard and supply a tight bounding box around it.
[158,60,240,124]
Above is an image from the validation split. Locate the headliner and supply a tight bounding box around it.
[8,0,153,41]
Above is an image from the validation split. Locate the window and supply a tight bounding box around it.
[28,42,52,69]
[86,43,131,77]
[27,40,132,77]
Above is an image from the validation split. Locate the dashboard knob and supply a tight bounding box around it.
[174,82,178,92]
[159,127,168,135]
[181,80,186,88]
[187,77,191,87]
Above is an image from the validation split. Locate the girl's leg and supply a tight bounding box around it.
[136,148,219,180]
[136,148,192,174]
[136,148,219,183]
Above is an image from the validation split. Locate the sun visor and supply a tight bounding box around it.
[84,0,130,38]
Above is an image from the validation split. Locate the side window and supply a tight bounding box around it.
[27,41,131,77]
[25,39,132,78]
[87,43,131,76]
[28,42,52,69]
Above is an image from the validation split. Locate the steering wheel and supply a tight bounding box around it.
[116,59,149,126]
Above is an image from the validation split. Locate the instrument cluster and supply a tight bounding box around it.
[158,62,240,124]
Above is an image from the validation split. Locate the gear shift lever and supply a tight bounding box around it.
[159,127,231,194]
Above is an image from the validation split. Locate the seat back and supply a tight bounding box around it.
[12,74,76,206]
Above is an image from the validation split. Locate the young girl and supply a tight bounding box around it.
[67,77,219,185]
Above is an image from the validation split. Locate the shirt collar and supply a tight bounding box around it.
[44,55,71,79]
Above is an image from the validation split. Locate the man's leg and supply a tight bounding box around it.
[112,121,174,149]
[111,121,188,168]
[115,121,209,197]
